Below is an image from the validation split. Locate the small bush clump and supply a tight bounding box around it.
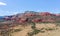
[27,29,41,36]
[45,28,55,31]
[14,29,22,32]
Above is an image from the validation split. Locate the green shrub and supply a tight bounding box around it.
[28,32,33,36]
[27,29,45,36]
[31,25,36,29]
[14,29,21,32]
[33,29,41,34]
[45,28,55,31]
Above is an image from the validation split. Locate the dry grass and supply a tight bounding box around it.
[6,23,60,36]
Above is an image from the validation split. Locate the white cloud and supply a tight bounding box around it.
[0,2,7,6]
[0,10,20,16]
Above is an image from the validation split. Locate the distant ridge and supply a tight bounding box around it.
[0,16,4,18]
[3,11,60,23]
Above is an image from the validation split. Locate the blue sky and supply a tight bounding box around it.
[0,0,60,16]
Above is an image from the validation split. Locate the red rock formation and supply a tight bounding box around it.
[17,18,28,23]
[47,18,55,22]
[42,19,47,22]
[32,18,42,22]
[3,12,60,23]
[39,12,51,16]
[25,13,36,16]
[11,16,16,21]
[56,14,60,16]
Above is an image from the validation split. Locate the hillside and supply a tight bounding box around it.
[3,11,60,23]
[0,11,60,36]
